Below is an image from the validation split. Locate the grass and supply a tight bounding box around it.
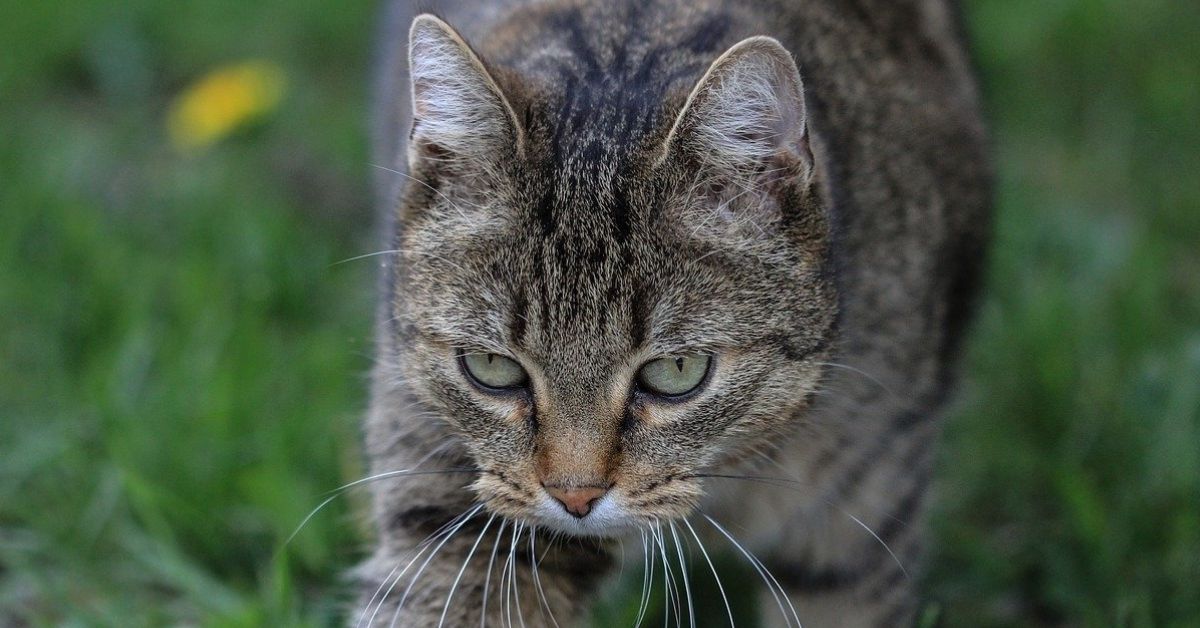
[0,0,1197,626]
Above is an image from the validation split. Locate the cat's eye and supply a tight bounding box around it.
[460,352,528,391]
[636,354,712,399]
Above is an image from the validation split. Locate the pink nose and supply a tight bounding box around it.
[545,485,608,518]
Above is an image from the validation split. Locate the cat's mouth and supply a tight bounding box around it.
[474,471,704,538]
[532,491,643,537]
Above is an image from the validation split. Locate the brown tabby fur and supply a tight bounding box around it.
[357,0,990,625]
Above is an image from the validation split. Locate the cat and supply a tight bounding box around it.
[356,0,990,625]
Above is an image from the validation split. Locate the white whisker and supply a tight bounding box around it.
[840,509,909,581]
[287,468,473,546]
[363,504,479,628]
[510,523,527,628]
[361,538,435,628]
[369,163,485,219]
[669,521,697,628]
[438,513,496,628]
[480,519,508,628]
[652,521,680,626]
[331,249,403,265]
[330,245,470,273]
[528,527,562,628]
[616,534,628,581]
[645,526,658,626]
[682,518,736,628]
[634,529,652,628]
[501,523,516,628]
[814,361,897,399]
[386,504,483,627]
[703,514,802,628]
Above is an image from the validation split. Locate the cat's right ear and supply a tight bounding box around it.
[407,15,523,167]
[658,36,813,185]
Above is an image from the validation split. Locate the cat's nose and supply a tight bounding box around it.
[544,485,608,518]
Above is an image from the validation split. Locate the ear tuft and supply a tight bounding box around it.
[407,15,521,164]
[662,36,811,180]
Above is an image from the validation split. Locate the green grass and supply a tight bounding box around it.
[1,0,1197,626]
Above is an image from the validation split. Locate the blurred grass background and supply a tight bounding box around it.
[0,0,1197,626]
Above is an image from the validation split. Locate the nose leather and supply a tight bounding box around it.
[545,485,608,518]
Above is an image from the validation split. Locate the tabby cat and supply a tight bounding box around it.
[357,0,990,625]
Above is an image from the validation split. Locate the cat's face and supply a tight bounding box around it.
[383,16,836,537]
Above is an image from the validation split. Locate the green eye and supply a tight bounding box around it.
[637,354,712,398]
[460,352,528,390]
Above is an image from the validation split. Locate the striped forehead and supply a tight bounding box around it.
[471,3,742,364]
[510,208,651,364]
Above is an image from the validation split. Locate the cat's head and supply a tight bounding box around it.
[382,14,837,537]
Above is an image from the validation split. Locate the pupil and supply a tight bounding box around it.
[487,354,494,364]
[675,357,684,372]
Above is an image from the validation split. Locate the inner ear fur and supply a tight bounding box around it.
[406,14,524,166]
[659,36,813,183]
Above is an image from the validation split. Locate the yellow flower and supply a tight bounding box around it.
[167,60,286,151]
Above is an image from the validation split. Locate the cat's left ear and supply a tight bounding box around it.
[659,36,813,184]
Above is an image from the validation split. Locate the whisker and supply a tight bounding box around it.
[727,451,924,562]
[686,248,724,269]
[503,531,512,628]
[412,249,470,273]
[501,523,516,628]
[703,514,802,628]
[634,528,652,628]
[652,521,680,626]
[839,509,909,581]
[387,504,484,627]
[511,523,528,628]
[684,472,803,488]
[331,249,403,266]
[286,468,476,546]
[691,473,914,532]
[438,513,496,628]
[330,246,471,273]
[528,527,562,628]
[813,361,897,398]
[480,519,508,628]
[409,438,470,469]
[370,163,485,217]
[668,521,697,628]
[615,534,628,582]
[644,526,657,626]
[681,518,736,628]
[362,504,478,628]
[360,535,437,628]
[651,525,669,628]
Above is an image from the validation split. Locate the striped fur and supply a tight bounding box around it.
[358,0,990,625]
